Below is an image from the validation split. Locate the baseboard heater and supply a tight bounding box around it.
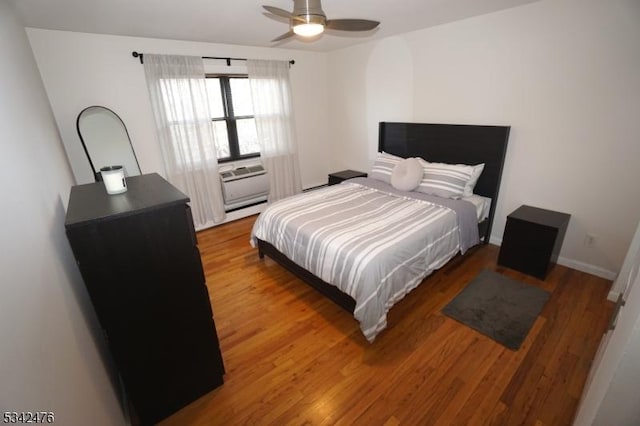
[220,165,269,211]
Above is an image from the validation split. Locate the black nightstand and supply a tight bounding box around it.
[328,169,367,186]
[498,205,570,279]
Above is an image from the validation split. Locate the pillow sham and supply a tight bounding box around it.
[369,152,404,184]
[416,161,474,199]
[390,158,423,191]
[464,163,485,197]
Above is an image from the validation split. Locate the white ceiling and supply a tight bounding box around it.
[8,0,540,52]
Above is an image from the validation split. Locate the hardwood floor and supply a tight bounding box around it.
[159,215,613,426]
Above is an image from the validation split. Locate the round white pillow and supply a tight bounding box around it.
[390,157,423,192]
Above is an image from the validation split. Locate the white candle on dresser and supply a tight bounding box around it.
[100,165,127,194]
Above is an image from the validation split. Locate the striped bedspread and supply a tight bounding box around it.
[251,180,477,342]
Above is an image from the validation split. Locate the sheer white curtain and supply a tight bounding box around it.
[247,60,302,202]
[143,54,225,227]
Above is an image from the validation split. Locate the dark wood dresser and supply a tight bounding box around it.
[65,173,224,425]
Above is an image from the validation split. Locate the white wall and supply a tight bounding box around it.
[327,0,640,278]
[574,219,640,425]
[26,29,330,190]
[0,3,124,425]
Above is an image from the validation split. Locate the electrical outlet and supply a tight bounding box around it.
[585,234,596,247]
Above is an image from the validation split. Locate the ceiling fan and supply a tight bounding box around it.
[263,0,380,42]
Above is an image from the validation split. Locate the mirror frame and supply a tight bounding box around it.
[76,105,141,182]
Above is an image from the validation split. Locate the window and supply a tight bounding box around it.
[205,75,260,162]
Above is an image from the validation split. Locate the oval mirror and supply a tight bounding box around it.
[77,106,141,181]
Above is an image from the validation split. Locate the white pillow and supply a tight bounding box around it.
[416,161,474,199]
[464,163,485,197]
[369,152,404,184]
[390,158,423,191]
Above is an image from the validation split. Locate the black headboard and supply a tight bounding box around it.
[378,122,510,243]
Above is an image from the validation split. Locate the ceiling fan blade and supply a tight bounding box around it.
[263,5,306,23]
[271,30,295,42]
[263,5,294,19]
[325,19,380,31]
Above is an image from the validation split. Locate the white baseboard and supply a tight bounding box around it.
[606,290,620,302]
[556,256,617,281]
[195,203,265,232]
[489,236,617,282]
[489,235,503,246]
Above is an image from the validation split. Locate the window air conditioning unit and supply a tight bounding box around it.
[220,165,269,210]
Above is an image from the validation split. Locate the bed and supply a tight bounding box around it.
[252,122,510,342]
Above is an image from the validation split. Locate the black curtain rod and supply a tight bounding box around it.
[131,51,294,66]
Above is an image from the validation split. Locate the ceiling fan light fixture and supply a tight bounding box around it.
[292,14,325,37]
[263,0,380,42]
[293,23,324,37]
